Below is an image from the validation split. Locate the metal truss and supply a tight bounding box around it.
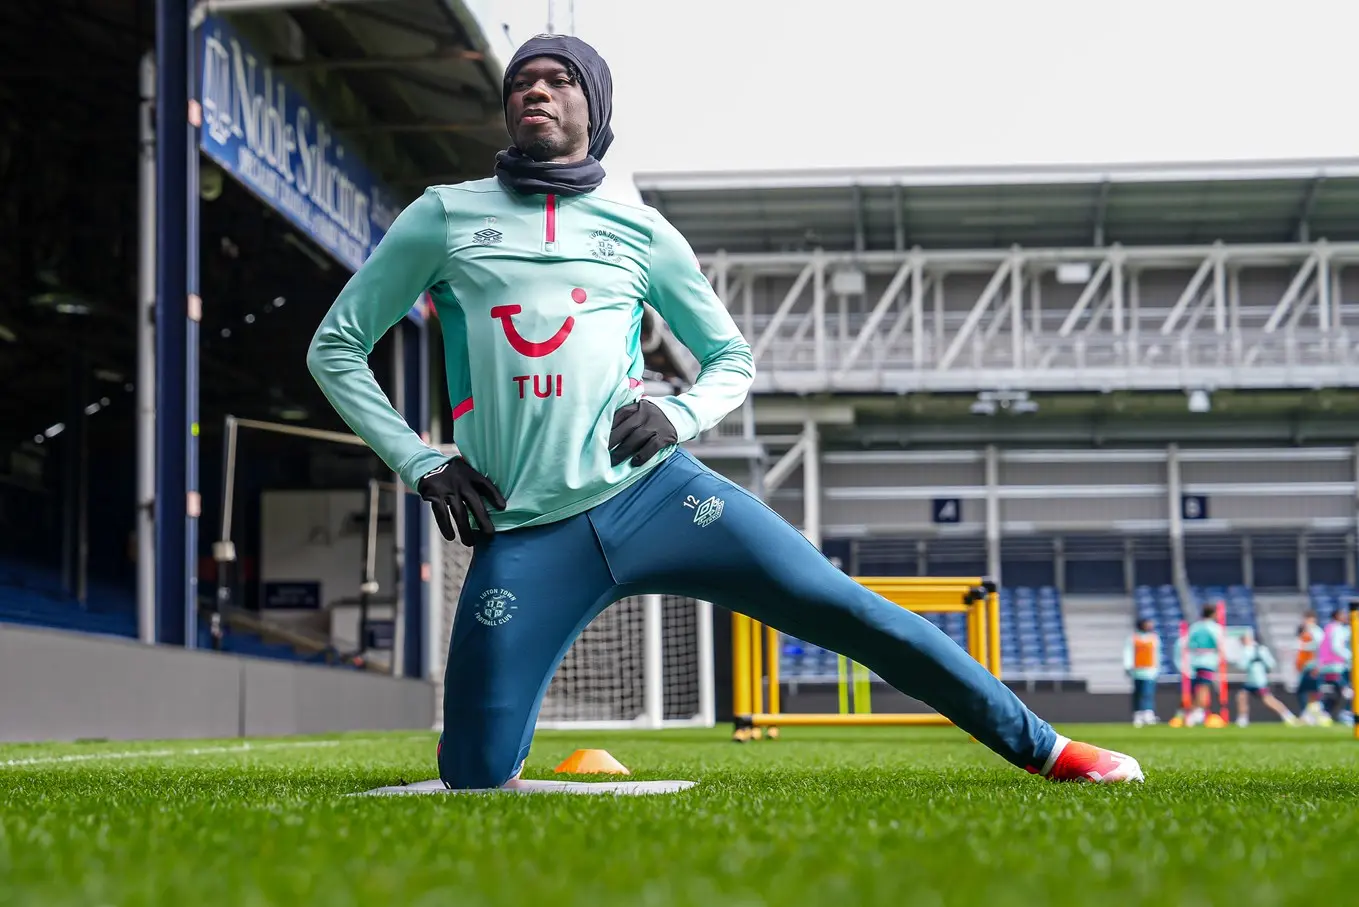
[700,240,1359,395]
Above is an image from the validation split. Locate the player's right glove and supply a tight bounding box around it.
[417,457,507,546]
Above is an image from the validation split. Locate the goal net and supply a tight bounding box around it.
[426,513,715,732]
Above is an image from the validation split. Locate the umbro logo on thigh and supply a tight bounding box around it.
[475,588,518,627]
[683,494,725,528]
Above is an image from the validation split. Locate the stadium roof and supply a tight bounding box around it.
[199,0,511,192]
[634,158,1359,254]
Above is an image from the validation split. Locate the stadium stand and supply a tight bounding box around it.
[0,556,351,667]
[1309,584,1357,621]
[1003,585,1072,675]
[0,559,137,639]
[1190,585,1260,634]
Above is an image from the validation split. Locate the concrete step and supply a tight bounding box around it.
[1064,595,1137,694]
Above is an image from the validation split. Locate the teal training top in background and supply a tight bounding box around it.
[1184,619,1224,671]
[308,179,755,531]
[1236,643,1275,689]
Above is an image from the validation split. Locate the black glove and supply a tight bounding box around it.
[609,400,678,467]
[417,457,507,546]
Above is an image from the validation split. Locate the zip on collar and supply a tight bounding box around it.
[544,194,557,250]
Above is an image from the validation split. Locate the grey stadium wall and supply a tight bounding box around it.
[0,623,434,743]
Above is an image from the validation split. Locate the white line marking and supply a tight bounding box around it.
[0,739,342,769]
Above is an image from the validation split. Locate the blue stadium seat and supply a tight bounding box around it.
[0,558,139,640]
[997,585,1071,675]
[1307,584,1354,622]
[1191,584,1259,632]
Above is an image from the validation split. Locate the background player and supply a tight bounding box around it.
[1316,604,1353,725]
[1295,611,1323,723]
[1123,618,1161,727]
[1233,630,1296,727]
[1179,604,1228,726]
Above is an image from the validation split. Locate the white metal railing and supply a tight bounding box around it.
[703,240,1359,394]
[748,328,1359,393]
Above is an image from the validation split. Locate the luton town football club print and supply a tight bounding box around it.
[475,588,518,627]
[588,229,623,261]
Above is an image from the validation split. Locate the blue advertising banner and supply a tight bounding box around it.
[198,14,422,320]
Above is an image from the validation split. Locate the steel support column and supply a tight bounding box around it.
[1167,443,1187,593]
[154,0,196,646]
[1122,537,1135,594]
[985,444,1000,583]
[1347,533,1357,589]
[1299,535,1311,592]
[1352,443,1359,590]
[186,30,203,648]
[802,421,822,551]
[137,53,158,643]
[812,252,827,376]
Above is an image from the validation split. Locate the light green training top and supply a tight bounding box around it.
[1236,642,1275,689]
[308,178,755,531]
[1182,619,1224,672]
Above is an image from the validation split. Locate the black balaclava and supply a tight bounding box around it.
[494,34,613,196]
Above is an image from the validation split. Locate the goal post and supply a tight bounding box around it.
[732,576,1000,736]
[426,448,716,732]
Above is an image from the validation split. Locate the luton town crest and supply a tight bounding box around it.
[475,588,517,626]
[588,229,623,261]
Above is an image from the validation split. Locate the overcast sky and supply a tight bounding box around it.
[471,0,1359,182]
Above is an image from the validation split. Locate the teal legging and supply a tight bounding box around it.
[437,449,1058,789]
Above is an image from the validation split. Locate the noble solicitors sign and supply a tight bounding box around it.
[197,14,403,277]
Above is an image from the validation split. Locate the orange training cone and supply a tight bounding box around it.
[553,749,631,775]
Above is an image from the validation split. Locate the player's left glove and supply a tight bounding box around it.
[608,400,678,467]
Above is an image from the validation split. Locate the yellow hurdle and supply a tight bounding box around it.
[765,623,781,715]
[1352,608,1358,742]
[732,610,751,717]
[732,576,999,737]
[750,617,764,716]
[748,711,953,727]
[853,660,871,714]
[836,654,849,714]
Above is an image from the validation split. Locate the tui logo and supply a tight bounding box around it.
[491,288,588,358]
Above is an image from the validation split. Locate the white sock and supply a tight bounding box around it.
[1040,734,1071,776]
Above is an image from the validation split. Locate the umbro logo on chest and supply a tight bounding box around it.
[473,216,503,245]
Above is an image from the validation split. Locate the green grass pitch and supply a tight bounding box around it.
[2,724,1357,906]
